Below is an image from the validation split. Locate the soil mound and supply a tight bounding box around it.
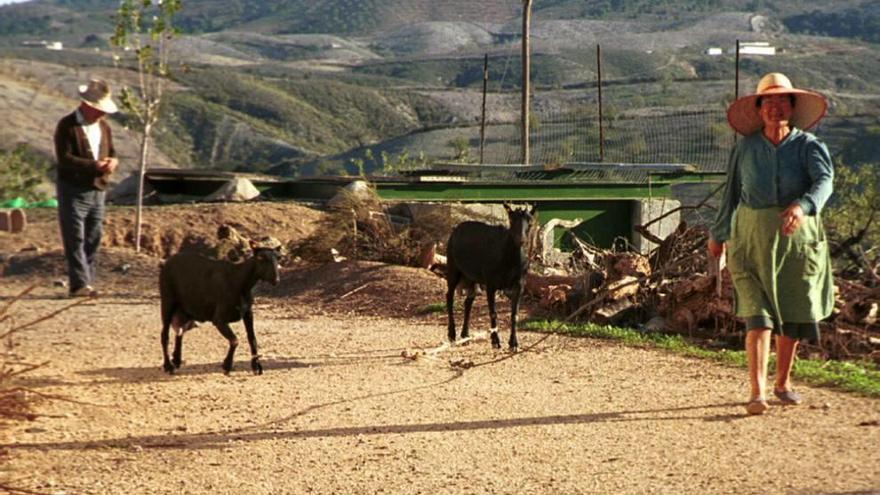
[266,260,447,318]
[0,202,324,260]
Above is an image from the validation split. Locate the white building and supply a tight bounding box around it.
[21,40,64,50]
[729,41,776,56]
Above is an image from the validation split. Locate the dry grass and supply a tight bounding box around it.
[291,187,458,267]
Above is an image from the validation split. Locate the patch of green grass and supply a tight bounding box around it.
[418,300,464,315]
[524,320,880,398]
[418,302,447,315]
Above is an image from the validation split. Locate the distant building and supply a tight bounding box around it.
[705,47,723,56]
[729,41,775,56]
[21,40,63,50]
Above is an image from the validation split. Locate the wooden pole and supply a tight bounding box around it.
[480,53,489,164]
[597,44,605,162]
[134,125,150,253]
[521,0,532,166]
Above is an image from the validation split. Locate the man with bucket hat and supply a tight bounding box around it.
[54,79,120,297]
[709,73,835,415]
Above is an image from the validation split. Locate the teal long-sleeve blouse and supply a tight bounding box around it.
[710,127,834,243]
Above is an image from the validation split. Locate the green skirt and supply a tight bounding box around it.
[727,206,834,342]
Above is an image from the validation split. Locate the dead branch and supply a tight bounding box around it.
[0,296,94,340]
[637,182,724,235]
[339,283,370,300]
[402,332,489,361]
[0,482,48,495]
[0,285,36,319]
[831,209,876,258]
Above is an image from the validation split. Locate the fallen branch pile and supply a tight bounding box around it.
[521,221,880,364]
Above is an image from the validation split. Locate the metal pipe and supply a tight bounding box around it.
[480,53,489,164]
[597,44,605,162]
[521,0,532,166]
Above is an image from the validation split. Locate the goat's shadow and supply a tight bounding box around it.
[72,349,409,384]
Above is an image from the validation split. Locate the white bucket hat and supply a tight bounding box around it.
[727,72,827,136]
[78,79,118,114]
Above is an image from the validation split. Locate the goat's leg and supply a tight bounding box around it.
[214,322,239,374]
[171,312,185,369]
[160,304,176,374]
[461,283,476,340]
[486,287,501,349]
[243,309,263,375]
[446,270,462,342]
[508,286,522,351]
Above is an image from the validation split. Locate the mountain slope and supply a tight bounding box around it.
[0,0,871,38]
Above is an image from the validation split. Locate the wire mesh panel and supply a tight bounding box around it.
[475,106,730,172]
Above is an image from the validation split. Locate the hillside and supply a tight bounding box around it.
[0,58,178,181]
[1,0,875,37]
[0,0,879,183]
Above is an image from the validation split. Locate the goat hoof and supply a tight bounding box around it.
[490,334,502,349]
[251,360,263,375]
[172,359,182,369]
[163,362,176,374]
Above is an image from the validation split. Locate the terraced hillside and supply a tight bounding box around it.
[1,0,879,180]
[0,0,872,38]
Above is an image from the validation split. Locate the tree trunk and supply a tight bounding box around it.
[134,122,151,253]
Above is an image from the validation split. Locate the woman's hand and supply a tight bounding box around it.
[707,238,725,258]
[779,203,805,236]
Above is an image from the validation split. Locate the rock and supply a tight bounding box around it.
[204,178,261,203]
[640,316,667,333]
[449,357,474,369]
[328,180,374,208]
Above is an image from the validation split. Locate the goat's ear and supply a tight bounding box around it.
[503,202,512,213]
[529,203,538,216]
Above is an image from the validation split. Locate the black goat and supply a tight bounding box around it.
[159,241,281,375]
[445,204,537,350]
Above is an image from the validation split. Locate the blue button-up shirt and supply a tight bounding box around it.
[710,127,834,242]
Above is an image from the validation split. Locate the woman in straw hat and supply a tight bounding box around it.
[709,73,834,415]
[54,79,120,297]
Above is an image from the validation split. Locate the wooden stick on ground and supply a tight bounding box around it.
[402,331,489,360]
[339,283,370,300]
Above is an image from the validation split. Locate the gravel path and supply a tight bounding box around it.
[2,282,879,495]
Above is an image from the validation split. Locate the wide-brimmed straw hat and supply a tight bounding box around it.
[727,72,827,136]
[78,79,118,114]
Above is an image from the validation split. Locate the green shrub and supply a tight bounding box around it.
[0,144,52,202]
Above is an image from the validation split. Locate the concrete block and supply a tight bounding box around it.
[631,198,680,254]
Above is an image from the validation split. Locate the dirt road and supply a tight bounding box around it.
[3,273,879,494]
